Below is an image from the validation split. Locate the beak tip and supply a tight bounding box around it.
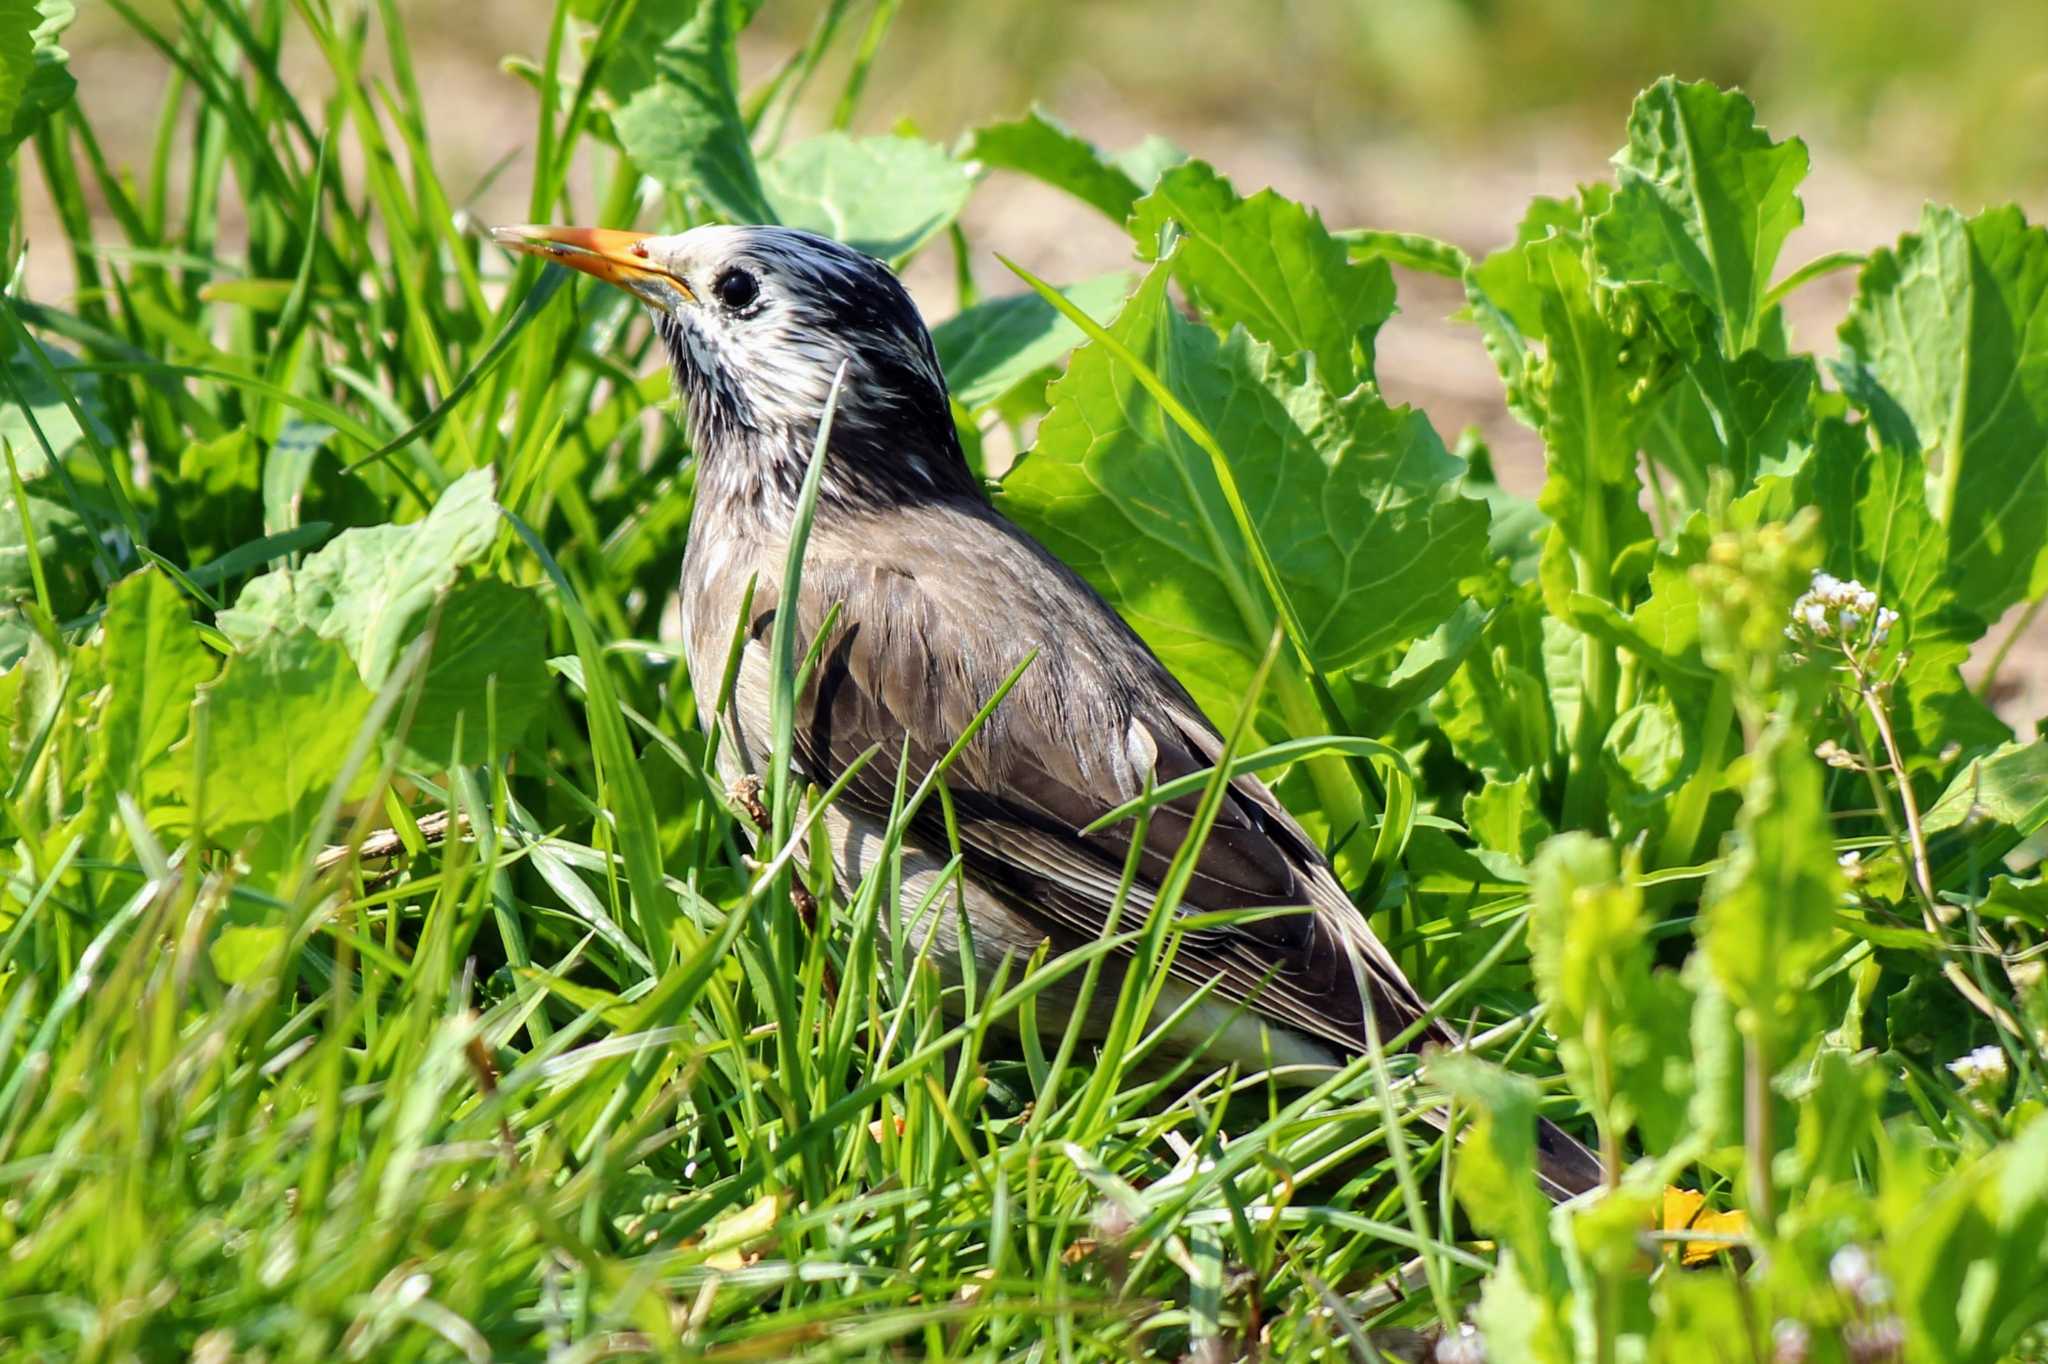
[484,223,682,300]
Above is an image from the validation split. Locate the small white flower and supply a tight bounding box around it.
[1772,1319,1811,1364]
[1846,1315,1905,1361]
[1948,1044,2008,1090]
[1831,1244,1886,1303]
[1793,571,1900,653]
[1437,1323,1487,1364]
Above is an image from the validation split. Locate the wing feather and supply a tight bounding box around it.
[755,503,1438,1055]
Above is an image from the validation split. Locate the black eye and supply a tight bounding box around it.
[713,268,759,311]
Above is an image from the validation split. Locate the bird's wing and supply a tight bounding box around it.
[757,510,1435,1056]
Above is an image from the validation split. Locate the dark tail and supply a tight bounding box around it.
[1410,1099,1605,1203]
[1534,1116,1604,1201]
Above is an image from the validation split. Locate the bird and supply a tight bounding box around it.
[492,221,1603,1201]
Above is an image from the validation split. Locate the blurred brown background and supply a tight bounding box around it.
[45,0,2048,729]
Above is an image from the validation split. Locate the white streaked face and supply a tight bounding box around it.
[632,226,862,436]
[495,222,971,510]
[646,227,965,441]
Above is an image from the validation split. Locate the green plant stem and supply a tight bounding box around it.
[1595,1273,1619,1364]
[1566,501,1618,830]
[1271,666,1375,878]
[1744,1033,1773,1239]
[1850,679,2022,1037]
[1862,685,1937,916]
[2,441,51,620]
[1657,675,1732,870]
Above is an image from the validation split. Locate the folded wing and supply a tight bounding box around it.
[762,506,1439,1056]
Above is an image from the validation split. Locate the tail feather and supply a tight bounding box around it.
[1408,1094,1605,1203]
[1534,1116,1604,1201]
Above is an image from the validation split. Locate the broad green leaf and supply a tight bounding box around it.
[1000,264,1489,730]
[1464,771,1552,863]
[0,0,36,169]
[4,627,99,826]
[194,630,374,874]
[761,134,973,265]
[1601,696,1692,844]
[1925,739,2048,837]
[608,0,775,226]
[401,579,551,770]
[91,568,213,813]
[0,488,91,613]
[1519,236,1655,537]
[1466,191,1618,425]
[1645,311,1815,502]
[6,626,60,776]
[1468,192,1605,343]
[931,273,1132,411]
[1839,204,2048,622]
[1980,873,2047,930]
[1885,963,1995,1066]
[169,428,261,566]
[1471,204,1661,637]
[0,0,72,165]
[1341,229,1472,279]
[0,330,113,476]
[1593,78,1808,354]
[1130,161,1394,394]
[261,419,336,535]
[960,107,1142,222]
[1111,134,1188,192]
[219,468,499,687]
[1352,598,1485,718]
[208,923,285,986]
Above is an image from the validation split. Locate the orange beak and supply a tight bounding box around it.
[490,224,695,305]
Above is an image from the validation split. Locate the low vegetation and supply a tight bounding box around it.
[0,1,2044,1359]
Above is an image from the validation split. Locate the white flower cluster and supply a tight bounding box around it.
[1830,1245,1891,1308]
[1786,572,1899,649]
[1947,1044,2009,1090]
[1827,1245,1906,1361]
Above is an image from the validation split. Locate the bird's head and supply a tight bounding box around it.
[494,222,975,515]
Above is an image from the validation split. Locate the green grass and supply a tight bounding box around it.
[1,2,2046,1361]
